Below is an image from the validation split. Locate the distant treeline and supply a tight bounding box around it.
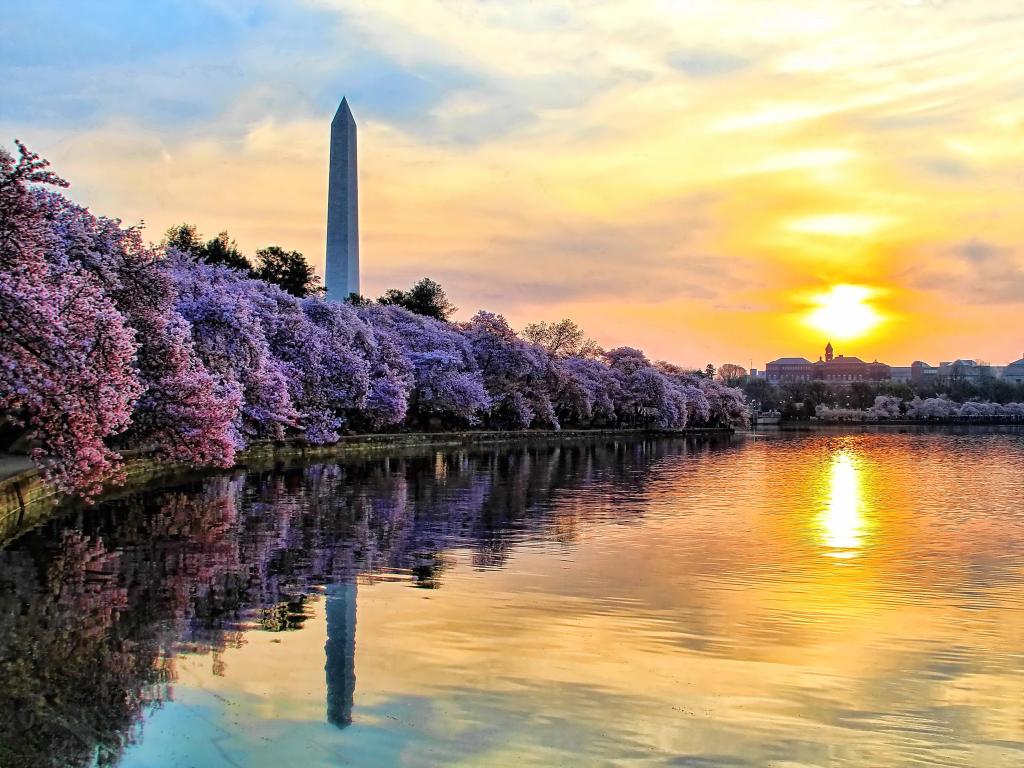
[741,376,1024,420]
[817,395,1024,422]
[0,142,748,498]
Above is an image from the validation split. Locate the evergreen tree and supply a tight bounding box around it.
[162,224,251,273]
[378,277,457,321]
[254,246,322,297]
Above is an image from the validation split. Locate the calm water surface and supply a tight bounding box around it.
[2,431,1023,767]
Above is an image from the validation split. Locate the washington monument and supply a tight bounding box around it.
[325,97,359,300]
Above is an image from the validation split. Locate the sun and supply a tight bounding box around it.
[804,284,883,341]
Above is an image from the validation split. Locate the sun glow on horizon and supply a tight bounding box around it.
[787,214,892,237]
[804,284,883,342]
[7,1,1024,365]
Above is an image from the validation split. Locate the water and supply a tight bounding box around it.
[2,431,1023,767]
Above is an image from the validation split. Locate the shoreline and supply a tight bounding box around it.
[0,427,730,544]
[762,419,1024,429]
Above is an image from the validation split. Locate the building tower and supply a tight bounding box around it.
[325,581,357,728]
[825,341,834,362]
[325,97,360,301]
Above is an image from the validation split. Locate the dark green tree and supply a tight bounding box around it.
[848,381,876,409]
[378,278,457,321]
[162,223,205,258]
[162,224,251,273]
[878,381,914,401]
[743,377,779,410]
[254,246,322,297]
[344,293,371,306]
[202,231,251,272]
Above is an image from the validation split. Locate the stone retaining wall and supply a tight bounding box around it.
[0,428,729,544]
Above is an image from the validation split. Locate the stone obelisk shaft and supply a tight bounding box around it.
[325,98,359,301]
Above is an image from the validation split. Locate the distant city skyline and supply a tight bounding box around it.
[762,341,1024,387]
[763,341,1024,371]
[4,1,1024,365]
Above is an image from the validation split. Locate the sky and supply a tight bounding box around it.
[3,0,1024,368]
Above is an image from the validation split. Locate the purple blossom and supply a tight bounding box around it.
[361,304,489,425]
[0,143,752,496]
[0,143,142,498]
[460,311,557,429]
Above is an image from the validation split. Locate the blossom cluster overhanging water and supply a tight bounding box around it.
[0,143,748,498]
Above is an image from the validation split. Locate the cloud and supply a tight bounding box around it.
[5,0,1024,363]
[669,49,751,78]
[905,239,1024,306]
[368,194,736,308]
[916,156,973,179]
[952,239,1013,265]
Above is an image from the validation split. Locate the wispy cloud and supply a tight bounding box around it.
[669,49,751,78]
[4,0,1024,364]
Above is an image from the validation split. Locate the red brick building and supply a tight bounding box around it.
[766,343,890,385]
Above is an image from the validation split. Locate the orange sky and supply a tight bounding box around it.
[5,1,1024,368]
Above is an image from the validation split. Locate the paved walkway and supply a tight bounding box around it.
[0,455,35,483]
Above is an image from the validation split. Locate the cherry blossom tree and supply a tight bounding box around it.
[702,380,750,427]
[552,357,619,426]
[906,396,959,420]
[250,285,362,443]
[1,143,755,497]
[1,143,142,496]
[521,318,603,360]
[37,192,237,468]
[461,311,557,429]
[867,395,902,420]
[360,304,488,425]
[958,400,995,418]
[657,361,749,428]
[291,296,409,439]
[169,257,297,444]
[345,315,413,428]
[605,347,688,427]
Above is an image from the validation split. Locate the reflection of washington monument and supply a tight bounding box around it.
[325,581,357,728]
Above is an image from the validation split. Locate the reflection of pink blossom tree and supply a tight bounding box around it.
[0,486,246,768]
[0,436,731,766]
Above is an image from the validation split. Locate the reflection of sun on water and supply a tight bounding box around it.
[818,450,871,558]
